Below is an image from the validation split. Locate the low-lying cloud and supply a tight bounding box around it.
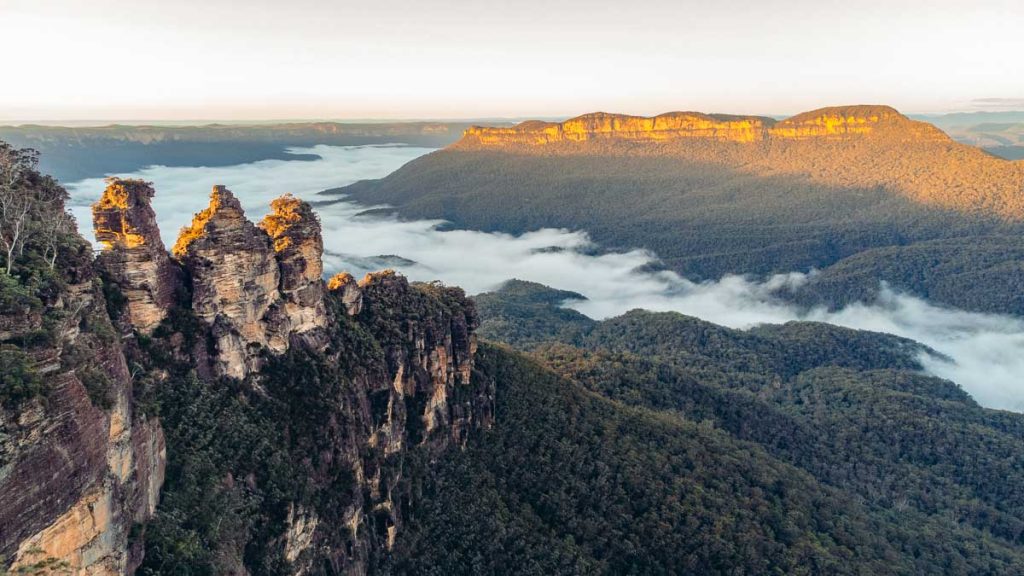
[67,145,1024,412]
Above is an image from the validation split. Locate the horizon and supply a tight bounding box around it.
[5,107,1024,129]
[3,0,1022,122]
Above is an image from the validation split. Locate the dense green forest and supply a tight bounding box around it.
[337,150,1024,316]
[388,281,1024,574]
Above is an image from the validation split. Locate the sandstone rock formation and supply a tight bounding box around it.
[459,105,950,147]
[5,163,492,575]
[92,179,180,334]
[172,186,331,378]
[285,269,490,573]
[358,270,481,449]
[260,194,328,335]
[173,186,283,378]
[327,271,364,315]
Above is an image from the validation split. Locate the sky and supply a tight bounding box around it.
[2,0,1023,121]
[63,145,1024,411]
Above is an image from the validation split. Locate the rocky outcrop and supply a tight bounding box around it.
[92,179,180,334]
[260,194,328,336]
[172,187,331,378]
[3,144,494,576]
[280,269,491,574]
[327,272,364,315]
[173,186,282,378]
[359,270,482,450]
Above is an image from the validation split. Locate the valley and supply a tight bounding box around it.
[3,105,1024,574]
[49,141,1024,411]
[337,106,1024,318]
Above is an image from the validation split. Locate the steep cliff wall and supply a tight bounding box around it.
[0,115,498,574]
[3,147,493,575]
[458,105,951,147]
[81,183,493,574]
[1,168,164,574]
[462,111,773,145]
[275,270,490,574]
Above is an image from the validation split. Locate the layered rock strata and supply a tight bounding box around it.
[92,179,180,334]
[170,186,332,378]
[260,194,328,336]
[458,105,950,147]
[1,241,165,575]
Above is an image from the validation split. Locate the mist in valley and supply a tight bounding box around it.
[66,145,1024,412]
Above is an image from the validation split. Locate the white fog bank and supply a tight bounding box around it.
[66,145,1024,412]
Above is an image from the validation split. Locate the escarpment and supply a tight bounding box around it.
[86,180,492,573]
[5,141,494,576]
[462,111,774,145]
[438,104,1024,221]
[1,171,164,574]
[458,105,951,147]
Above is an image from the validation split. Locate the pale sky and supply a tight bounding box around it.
[2,0,1022,121]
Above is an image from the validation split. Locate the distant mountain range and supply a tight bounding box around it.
[6,109,1022,184]
[0,121,478,181]
[333,105,1024,316]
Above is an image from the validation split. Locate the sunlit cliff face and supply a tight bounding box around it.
[463,112,771,144]
[460,105,951,146]
[455,104,1024,219]
[92,179,160,250]
[171,185,236,258]
[768,106,949,141]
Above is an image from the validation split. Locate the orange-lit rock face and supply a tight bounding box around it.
[259,194,328,336]
[92,179,157,250]
[768,105,948,141]
[174,186,283,378]
[92,179,179,334]
[174,187,328,378]
[260,194,324,289]
[464,111,771,145]
[458,105,951,149]
[327,271,363,315]
[171,185,237,258]
[452,105,1024,218]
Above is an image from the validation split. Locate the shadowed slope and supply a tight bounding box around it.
[334,105,1024,315]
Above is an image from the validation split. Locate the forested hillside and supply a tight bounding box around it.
[387,281,1024,575]
[335,106,1024,316]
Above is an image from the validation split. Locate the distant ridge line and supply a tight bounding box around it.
[458,105,951,146]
